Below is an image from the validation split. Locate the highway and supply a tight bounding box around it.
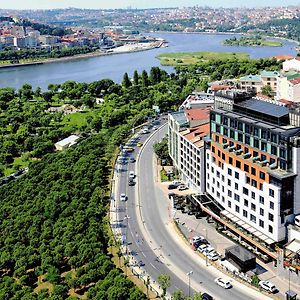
[114,120,271,300]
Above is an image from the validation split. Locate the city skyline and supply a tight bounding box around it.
[1,0,300,9]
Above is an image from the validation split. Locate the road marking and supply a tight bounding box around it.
[150,262,158,270]
[142,252,146,257]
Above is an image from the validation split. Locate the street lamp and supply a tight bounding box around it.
[124,215,130,254]
[203,228,208,267]
[187,270,193,298]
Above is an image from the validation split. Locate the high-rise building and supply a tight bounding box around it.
[206,90,300,245]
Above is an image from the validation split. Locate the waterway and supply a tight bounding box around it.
[0,32,297,90]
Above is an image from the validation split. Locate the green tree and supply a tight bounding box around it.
[172,289,185,300]
[141,70,149,87]
[157,273,171,298]
[133,70,139,86]
[261,85,273,98]
[122,72,132,88]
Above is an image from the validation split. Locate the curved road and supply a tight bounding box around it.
[115,121,270,300]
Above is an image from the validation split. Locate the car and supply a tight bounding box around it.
[202,292,213,300]
[128,179,135,186]
[137,142,143,147]
[172,180,182,187]
[137,260,145,267]
[214,277,232,289]
[198,244,209,253]
[204,246,215,254]
[168,184,177,190]
[120,193,127,201]
[129,171,135,179]
[130,157,136,163]
[258,280,278,293]
[207,251,220,261]
[178,184,188,191]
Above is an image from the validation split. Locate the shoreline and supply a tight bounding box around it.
[0,42,162,69]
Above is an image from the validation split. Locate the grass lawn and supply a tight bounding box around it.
[156,51,249,66]
[61,111,98,131]
[4,154,31,177]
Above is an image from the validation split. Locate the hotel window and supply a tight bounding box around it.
[251,179,257,188]
[245,124,250,134]
[271,133,277,143]
[211,166,214,173]
[250,214,256,223]
[207,183,210,189]
[269,189,274,198]
[238,122,243,131]
[254,127,259,137]
[244,164,249,172]
[229,157,233,165]
[216,135,220,143]
[251,203,256,211]
[228,190,232,197]
[222,153,225,160]
[243,210,248,217]
[259,220,264,228]
[222,175,225,181]
[271,145,277,155]
[238,133,243,142]
[261,130,267,139]
[280,148,286,159]
[245,135,250,145]
[259,196,264,204]
[212,187,215,193]
[259,183,263,191]
[217,181,220,188]
[261,142,267,152]
[230,119,235,127]
[243,187,249,195]
[270,202,274,210]
[254,138,259,148]
[216,171,220,178]
[228,168,232,175]
[236,161,241,169]
[228,179,231,186]
[235,183,238,190]
[224,128,228,136]
[230,130,234,138]
[211,113,216,121]
[217,192,220,198]
[244,199,248,207]
[222,186,225,192]
[251,167,256,176]
[246,176,250,184]
[251,192,255,199]
[212,146,215,153]
[234,194,240,202]
[269,225,273,233]
[235,205,240,213]
[235,172,239,179]
[259,171,265,180]
[228,201,232,208]
[222,196,225,202]
[223,117,228,125]
[260,208,264,216]
[216,125,221,133]
[213,178,215,184]
[269,213,274,222]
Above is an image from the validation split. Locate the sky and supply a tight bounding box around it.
[1,0,300,9]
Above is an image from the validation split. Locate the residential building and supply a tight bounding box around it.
[276,71,300,103]
[282,57,300,73]
[206,90,300,245]
[13,36,26,49]
[168,107,211,193]
[39,35,59,46]
[239,71,279,93]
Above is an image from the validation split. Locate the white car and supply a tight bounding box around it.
[178,184,188,191]
[207,251,220,261]
[259,280,277,293]
[215,277,232,289]
[129,171,135,179]
[198,244,209,253]
[120,193,127,201]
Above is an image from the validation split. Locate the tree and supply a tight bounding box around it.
[133,70,139,86]
[172,289,185,300]
[157,273,171,298]
[122,72,132,88]
[261,85,273,98]
[141,70,149,87]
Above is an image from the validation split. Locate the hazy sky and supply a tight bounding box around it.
[1,0,300,9]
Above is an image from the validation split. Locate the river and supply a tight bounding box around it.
[0,32,297,90]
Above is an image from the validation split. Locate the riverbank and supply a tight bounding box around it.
[0,42,162,69]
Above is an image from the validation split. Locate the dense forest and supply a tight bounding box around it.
[0,58,282,298]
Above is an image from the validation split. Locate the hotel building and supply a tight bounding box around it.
[206,90,300,245]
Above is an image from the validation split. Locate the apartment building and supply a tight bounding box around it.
[276,71,300,103]
[168,107,210,193]
[239,71,279,93]
[206,90,300,244]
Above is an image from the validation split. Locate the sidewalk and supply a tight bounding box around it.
[157,177,300,299]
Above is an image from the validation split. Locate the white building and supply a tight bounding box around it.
[55,135,80,151]
[282,57,300,73]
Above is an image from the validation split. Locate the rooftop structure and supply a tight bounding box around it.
[55,135,80,151]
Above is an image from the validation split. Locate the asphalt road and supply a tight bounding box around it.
[115,120,269,300]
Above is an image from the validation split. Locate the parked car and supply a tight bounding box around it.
[178,184,188,191]
[120,193,127,201]
[128,179,135,186]
[137,142,143,147]
[168,184,177,190]
[204,246,215,255]
[207,251,220,261]
[130,157,136,163]
[214,277,232,289]
[259,280,278,293]
[198,244,209,253]
[137,260,145,267]
[202,292,213,300]
[172,180,182,187]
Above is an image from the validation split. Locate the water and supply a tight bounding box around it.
[0,32,297,90]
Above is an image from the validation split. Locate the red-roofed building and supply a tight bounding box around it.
[168,107,210,193]
[273,55,294,61]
